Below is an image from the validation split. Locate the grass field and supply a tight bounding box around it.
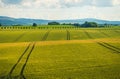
[0,26,120,79]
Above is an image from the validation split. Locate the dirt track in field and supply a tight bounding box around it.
[66,30,70,40]
[0,42,36,79]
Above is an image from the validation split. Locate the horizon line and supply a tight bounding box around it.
[0,15,120,21]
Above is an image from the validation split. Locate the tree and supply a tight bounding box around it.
[61,23,72,25]
[48,22,60,25]
[33,23,37,27]
[73,23,80,27]
[81,21,98,27]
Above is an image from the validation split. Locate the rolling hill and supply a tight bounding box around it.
[0,16,120,25]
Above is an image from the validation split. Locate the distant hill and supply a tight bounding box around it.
[0,16,49,25]
[56,18,120,25]
[0,16,120,26]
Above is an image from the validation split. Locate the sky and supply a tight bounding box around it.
[0,0,120,20]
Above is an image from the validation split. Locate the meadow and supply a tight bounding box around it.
[0,25,120,79]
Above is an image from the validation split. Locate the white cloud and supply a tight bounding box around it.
[0,0,120,8]
[0,0,3,7]
[112,0,120,6]
[0,0,120,20]
[34,0,60,8]
[92,0,113,7]
[21,0,33,7]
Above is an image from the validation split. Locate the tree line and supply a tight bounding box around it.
[47,21,98,27]
[0,21,117,28]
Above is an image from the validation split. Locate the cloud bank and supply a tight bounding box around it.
[0,0,120,20]
[0,0,120,8]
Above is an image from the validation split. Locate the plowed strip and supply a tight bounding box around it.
[66,30,70,40]
[97,42,120,53]
[41,31,50,41]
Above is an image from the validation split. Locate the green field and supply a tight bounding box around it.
[0,26,120,79]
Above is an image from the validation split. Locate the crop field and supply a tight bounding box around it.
[0,26,120,79]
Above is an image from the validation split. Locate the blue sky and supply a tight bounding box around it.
[0,0,120,20]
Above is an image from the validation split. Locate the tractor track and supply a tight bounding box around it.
[3,30,51,79]
[114,30,120,34]
[0,42,36,79]
[103,42,120,51]
[66,30,70,40]
[14,32,26,42]
[98,30,110,37]
[83,30,120,53]
[97,42,120,53]
[8,43,31,75]
[84,30,93,39]
[41,31,50,41]
[19,42,36,79]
